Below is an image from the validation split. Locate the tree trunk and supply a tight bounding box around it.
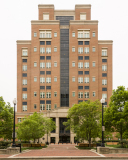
[34,139,35,143]
[89,135,91,148]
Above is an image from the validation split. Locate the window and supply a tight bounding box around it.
[78,47,83,54]
[92,62,95,67]
[40,56,45,60]
[54,32,57,37]
[40,86,45,89]
[102,94,107,99]
[34,77,37,82]
[78,77,83,83]
[46,62,51,68]
[78,92,83,98]
[72,47,75,52]
[84,62,89,68]
[18,118,21,122]
[102,79,107,85]
[40,41,45,45]
[85,71,89,75]
[72,77,75,82]
[92,77,95,82]
[102,65,107,71]
[46,77,51,83]
[46,47,51,54]
[46,71,51,75]
[54,92,57,97]
[40,104,45,110]
[40,100,45,104]
[22,88,27,91]
[40,71,45,75]
[92,32,95,37]
[34,92,37,97]
[34,47,37,52]
[85,86,89,90]
[54,62,57,67]
[46,56,51,60]
[39,92,45,98]
[46,41,51,45]
[40,47,45,54]
[85,56,89,60]
[78,86,83,90]
[102,59,107,62]
[54,104,57,109]
[78,30,89,38]
[102,49,107,56]
[93,92,96,97]
[102,88,107,91]
[102,73,107,77]
[78,71,83,75]
[46,92,51,98]
[72,62,75,67]
[78,56,83,60]
[22,79,27,85]
[72,32,75,37]
[80,14,86,20]
[46,104,51,110]
[84,47,89,54]
[22,73,27,77]
[43,14,49,20]
[85,41,89,45]
[34,32,37,37]
[34,62,37,67]
[84,77,89,83]
[22,49,28,56]
[78,41,83,45]
[92,47,95,52]
[22,59,27,62]
[46,86,51,90]
[78,62,83,68]
[22,93,27,100]
[40,62,45,68]
[40,31,51,38]
[23,65,27,71]
[54,77,57,82]
[72,92,75,97]
[40,77,45,83]
[54,47,57,52]
[22,105,27,111]
[34,104,37,109]
[85,92,89,98]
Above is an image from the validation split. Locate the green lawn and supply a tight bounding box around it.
[75,146,96,150]
[21,145,47,151]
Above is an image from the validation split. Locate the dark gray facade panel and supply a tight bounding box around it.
[56,16,74,25]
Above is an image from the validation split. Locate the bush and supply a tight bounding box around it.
[0,141,12,149]
[118,141,128,148]
[98,140,119,142]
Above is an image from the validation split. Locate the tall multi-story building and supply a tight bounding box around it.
[16,4,113,143]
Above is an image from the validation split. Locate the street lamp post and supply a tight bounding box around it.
[12,98,16,147]
[100,98,105,147]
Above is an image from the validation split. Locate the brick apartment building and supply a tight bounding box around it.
[16,4,113,143]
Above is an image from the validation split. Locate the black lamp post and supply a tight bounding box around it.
[12,98,16,147]
[100,98,105,147]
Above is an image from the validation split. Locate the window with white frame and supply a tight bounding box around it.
[34,32,37,37]
[46,77,51,83]
[84,62,89,68]
[43,14,49,20]
[93,92,96,97]
[34,104,37,109]
[34,77,37,82]
[54,104,57,109]
[23,65,27,71]
[78,92,83,98]
[54,62,57,67]
[54,92,57,97]
[72,32,75,37]
[46,92,51,98]
[40,92,45,98]
[40,31,51,38]
[54,77,57,82]
[23,79,27,85]
[102,93,107,99]
[46,47,51,54]
[102,79,107,85]
[78,62,83,68]
[102,65,107,71]
[85,92,89,98]
[46,62,51,68]
[34,92,37,97]
[84,47,89,54]
[46,32,51,38]
[34,47,37,52]
[92,62,95,67]
[22,105,27,111]
[72,92,75,97]
[40,62,45,68]
[22,49,28,56]
[54,47,57,52]
[92,32,95,37]
[92,77,95,82]
[72,47,75,52]
[78,30,89,38]
[54,32,57,37]
[40,104,45,110]
[34,62,37,67]
[80,14,86,20]
[40,77,45,83]
[78,77,83,83]
[18,118,21,122]
[72,62,75,67]
[78,47,83,54]
[40,47,45,54]
[72,77,75,82]
[84,77,89,83]
[22,93,27,100]
[92,47,95,52]
[102,49,107,56]
[46,104,51,110]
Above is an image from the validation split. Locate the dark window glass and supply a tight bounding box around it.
[78,86,83,89]
[40,86,45,89]
[46,86,51,90]
[22,59,27,62]
[40,56,45,60]
[85,56,89,60]
[22,73,27,77]
[102,59,107,62]
[102,88,107,91]
[85,71,89,75]
[78,56,83,60]
[46,71,51,75]
[40,41,45,45]
[46,56,51,60]
[104,102,107,105]
[102,73,107,77]
[78,71,83,75]
[46,100,51,104]
[85,86,89,89]
[51,118,56,133]
[22,88,27,91]
[40,71,45,75]
[46,41,51,45]
[78,100,83,103]
[78,41,83,45]
[85,41,89,45]
[40,100,45,104]
[22,102,27,105]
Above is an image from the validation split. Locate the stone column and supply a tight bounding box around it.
[56,117,59,143]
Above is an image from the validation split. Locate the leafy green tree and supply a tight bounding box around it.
[63,100,101,147]
[0,97,13,139]
[104,86,128,142]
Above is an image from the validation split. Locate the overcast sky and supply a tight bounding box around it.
[0,0,128,106]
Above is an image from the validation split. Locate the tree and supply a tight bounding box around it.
[63,100,101,147]
[0,97,13,140]
[104,86,128,142]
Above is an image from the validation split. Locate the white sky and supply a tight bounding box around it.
[0,0,128,106]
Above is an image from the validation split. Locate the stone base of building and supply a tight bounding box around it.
[0,147,20,155]
[97,147,128,154]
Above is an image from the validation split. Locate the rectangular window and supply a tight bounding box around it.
[85,56,89,60]
[78,47,83,54]
[85,71,89,75]
[46,56,51,60]
[40,41,45,45]
[46,77,51,83]
[54,47,57,52]
[78,71,83,75]
[102,93,107,99]
[78,41,83,45]
[40,100,45,104]
[22,79,27,85]
[102,88,107,91]
[34,77,37,82]
[46,41,51,45]
[102,65,107,71]
[78,86,83,90]
[85,92,89,98]
[93,92,96,97]
[54,77,57,82]
[72,47,75,52]
[92,62,95,67]
[40,86,45,89]
[40,104,45,110]
[78,77,83,83]
[102,49,107,56]
[102,73,107,77]
[102,79,107,85]
[78,92,83,98]
[46,71,51,75]
[92,77,95,82]
[23,65,27,71]
[84,62,89,68]
[92,32,95,37]
[34,62,37,67]
[54,104,57,109]
[84,47,89,54]
[72,32,75,37]
[40,92,45,98]
[85,86,89,90]
[72,62,75,67]
[78,30,89,38]
[72,77,75,82]
[40,71,45,75]
[34,47,37,52]
[22,105,27,111]
[102,59,107,62]
[92,47,95,52]
[43,14,49,20]
[22,93,27,100]
[46,62,51,68]
[22,88,27,91]
[54,32,57,37]
[34,32,37,37]
[78,62,83,68]
[40,62,45,68]
[40,77,45,83]
[54,92,57,97]
[40,47,45,54]
[22,73,27,77]
[46,86,51,90]
[72,92,75,97]
[22,49,28,56]
[34,92,37,97]
[22,59,27,62]
[40,56,45,60]
[46,92,51,98]
[46,104,51,110]
[78,56,83,60]
[84,77,89,83]
[34,104,37,109]
[18,118,21,122]
[54,62,57,67]
[46,47,51,54]
[85,41,89,45]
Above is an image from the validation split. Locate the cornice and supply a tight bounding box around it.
[98,40,113,45]
[38,4,54,9]
[16,40,31,44]
[70,20,98,25]
[31,20,60,25]
[75,4,91,9]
